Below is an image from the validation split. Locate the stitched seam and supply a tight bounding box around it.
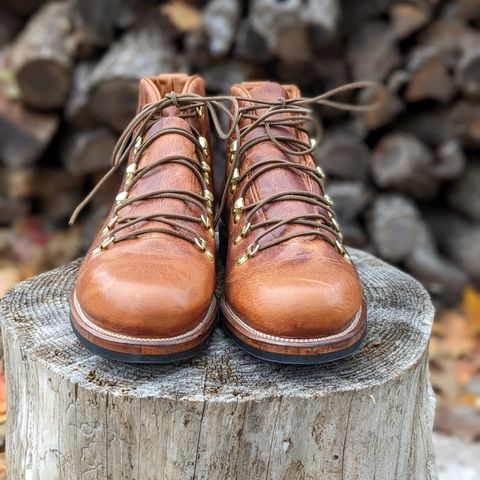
[73,290,216,343]
[222,297,363,343]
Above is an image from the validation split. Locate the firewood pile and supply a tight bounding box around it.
[0,0,480,307]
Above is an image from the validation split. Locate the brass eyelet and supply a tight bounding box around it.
[201,214,211,229]
[102,215,119,234]
[336,239,352,263]
[194,236,214,260]
[196,106,204,118]
[133,136,142,154]
[92,236,114,256]
[115,191,128,206]
[316,166,326,179]
[204,189,214,211]
[229,139,238,163]
[234,221,251,245]
[200,161,211,172]
[324,194,334,206]
[125,163,137,187]
[198,136,209,157]
[233,197,244,223]
[335,239,351,263]
[230,168,240,193]
[204,189,214,202]
[237,242,259,265]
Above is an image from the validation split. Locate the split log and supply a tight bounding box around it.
[234,19,274,63]
[64,61,96,129]
[316,128,370,180]
[358,85,404,131]
[312,58,349,93]
[202,0,241,56]
[88,22,177,132]
[404,223,468,306]
[371,132,439,199]
[0,249,438,479]
[390,2,430,39]
[249,0,340,62]
[433,139,466,180]
[6,2,77,109]
[447,160,480,221]
[445,0,480,21]
[347,21,401,82]
[427,211,480,282]
[203,60,264,93]
[396,101,480,147]
[418,18,479,68]
[341,0,395,29]
[61,128,117,176]
[455,46,480,98]
[405,46,455,103]
[367,194,421,262]
[326,180,373,223]
[340,222,369,248]
[0,91,59,167]
[70,0,138,48]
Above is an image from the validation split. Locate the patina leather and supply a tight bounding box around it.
[221,81,366,359]
[70,74,217,359]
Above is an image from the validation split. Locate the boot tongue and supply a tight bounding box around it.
[249,82,289,103]
[238,82,322,241]
[137,77,185,117]
[137,78,162,110]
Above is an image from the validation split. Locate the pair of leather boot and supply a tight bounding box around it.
[70,74,368,365]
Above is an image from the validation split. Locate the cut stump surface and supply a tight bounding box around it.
[0,249,437,480]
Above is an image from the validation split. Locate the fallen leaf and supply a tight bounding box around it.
[463,286,480,335]
[0,266,22,299]
[0,363,5,425]
[160,0,202,32]
[440,311,475,358]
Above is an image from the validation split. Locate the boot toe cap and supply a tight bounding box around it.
[74,252,214,339]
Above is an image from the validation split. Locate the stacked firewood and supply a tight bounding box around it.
[0,0,479,307]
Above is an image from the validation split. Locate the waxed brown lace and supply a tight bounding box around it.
[69,93,240,255]
[69,81,383,255]
[217,80,384,261]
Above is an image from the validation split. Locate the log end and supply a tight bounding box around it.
[17,60,71,110]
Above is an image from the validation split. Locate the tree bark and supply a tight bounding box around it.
[1,250,438,480]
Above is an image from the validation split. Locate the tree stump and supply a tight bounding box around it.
[0,249,438,480]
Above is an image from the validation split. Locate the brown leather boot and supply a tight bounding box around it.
[70,74,217,363]
[220,81,367,364]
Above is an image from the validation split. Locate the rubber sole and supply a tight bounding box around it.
[220,297,367,365]
[223,320,365,364]
[71,318,211,364]
[70,290,217,364]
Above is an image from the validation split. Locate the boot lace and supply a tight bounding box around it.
[69,93,238,260]
[215,81,383,265]
[69,82,383,261]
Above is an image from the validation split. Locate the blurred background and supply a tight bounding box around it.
[0,0,479,477]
